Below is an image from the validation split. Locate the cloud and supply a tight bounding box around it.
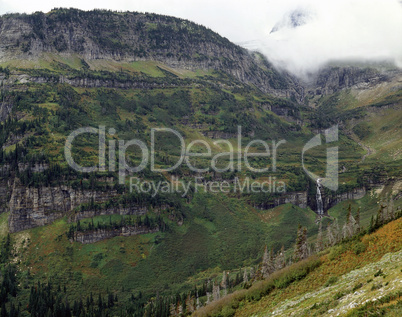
[0,0,15,13]
[249,0,402,77]
[0,0,401,77]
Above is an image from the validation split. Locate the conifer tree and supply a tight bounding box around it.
[315,221,324,252]
[333,218,341,243]
[250,266,256,281]
[368,215,375,233]
[347,204,352,224]
[221,271,228,296]
[243,268,248,284]
[185,294,195,314]
[301,227,308,258]
[388,197,395,220]
[343,204,356,238]
[196,291,200,310]
[268,248,275,274]
[376,204,385,228]
[275,245,286,270]
[169,303,177,317]
[355,207,361,233]
[294,224,303,261]
[294,225,308,261]
[206,280,211,305]
[261,246,270,278]
[326,224,335,246]
[212,283,220,301]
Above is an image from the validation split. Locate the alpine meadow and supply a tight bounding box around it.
[0,6,401,317]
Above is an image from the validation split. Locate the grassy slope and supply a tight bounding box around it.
[193,217,402,317]
[0,187,391,309]
[0,54,213,79]
[0,55,401,313]
[334,77,402,163]
[1,196,317,296]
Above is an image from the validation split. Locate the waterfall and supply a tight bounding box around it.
[316,178,324,215]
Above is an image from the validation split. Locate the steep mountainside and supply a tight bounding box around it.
[0,8,400,317]
[0,9,303,99]
[194,216,402,317]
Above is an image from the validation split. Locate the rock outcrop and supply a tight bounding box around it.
[306,66,389,97]
[253,187,367,213]
[253,191,308,210]
[6,179,150,232]
[0,101,13,122]
[72,225,159,244]
[0,9,304,100]
[327,187,366,209]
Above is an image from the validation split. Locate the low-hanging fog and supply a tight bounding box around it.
[1,0,401,78]
[250,0,402,78]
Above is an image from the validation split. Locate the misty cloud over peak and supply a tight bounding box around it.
[270,8,315,34]
[249,0,402,78]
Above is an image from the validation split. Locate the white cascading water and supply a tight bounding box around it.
[316,178,324,215]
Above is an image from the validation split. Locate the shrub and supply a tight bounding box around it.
[324,276,338,287]
[90,252,104,268]
[371,283,382,291]
[352,242,366,255]
[328,244,348,261]
[352,283,363,292]
[194,256,321,317]
[221,306,236,317]
[334,291,345,300]
[274,258,321,289]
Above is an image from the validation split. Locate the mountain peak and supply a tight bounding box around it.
[0,8,303,99]
[270,8,314,33]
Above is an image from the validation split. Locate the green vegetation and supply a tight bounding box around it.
[0,8,401,317]
[196,214,402,317]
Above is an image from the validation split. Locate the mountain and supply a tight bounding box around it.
[0,9,304,100]
[270,9,314,33]
[0,8,401,317]
[194,215,402,316]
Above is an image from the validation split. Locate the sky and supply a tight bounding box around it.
[0,0,401,77]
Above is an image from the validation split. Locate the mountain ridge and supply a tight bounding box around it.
[1,8,399,105]
[0,8,305,100]
[0,7,400,317]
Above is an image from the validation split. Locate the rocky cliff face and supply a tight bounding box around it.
[6,179,152,233]
[0,73,187,91]
[5,180,368,233]
[0,9,398,240]
[329,187,366,208]
[0,10,395,105]
[72,226,159,244]
[253,191,308,210]
[321,187,366,213]
[305,66,390,97]
[0,180,9,213]
[0,9,303,100]
[252,187,368,212]
[0,101,13,122]
[8,181,106,232]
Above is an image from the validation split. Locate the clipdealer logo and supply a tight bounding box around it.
[64,125,339,195]
[64,126,286,182]
[302,125,339,191]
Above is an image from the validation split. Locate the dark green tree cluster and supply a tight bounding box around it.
[28,282,119,317]
[67,214,168,239]
[0,235,19,316]
[368,201,401,234]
